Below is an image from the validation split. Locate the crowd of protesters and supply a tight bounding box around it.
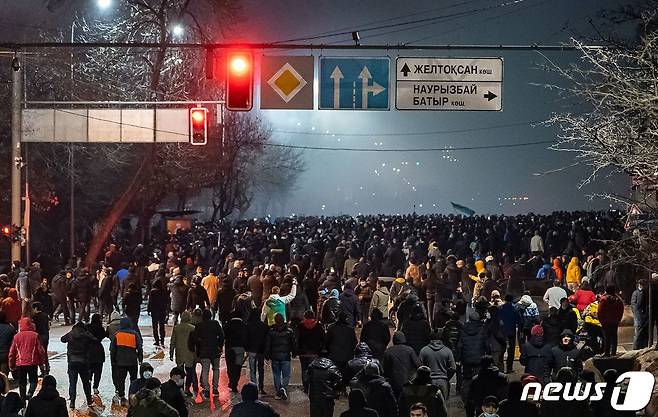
[0,210,654,417]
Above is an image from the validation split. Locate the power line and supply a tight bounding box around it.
[264,140,555,152]
[272,120,541,137]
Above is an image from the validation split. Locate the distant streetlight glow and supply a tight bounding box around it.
[97,0,112,9]
[172,24,184,37]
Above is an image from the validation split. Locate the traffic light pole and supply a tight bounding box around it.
[10,55,22,263]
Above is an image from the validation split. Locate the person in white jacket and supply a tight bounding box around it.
[261,279,297,326]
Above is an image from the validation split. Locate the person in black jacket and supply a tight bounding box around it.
[187,277,211,311]
[246,309,269,395]
[339,389,378,417]
[160,366,188,417]
[306,356,342,417]
[228,382,279,417]
[225,312,248,393]
[497,381,539,417]
[325,311,358,390]
[216,278,237,325]
[465,356,508,417]
[382,331,421,398]
[31,302,49,377]
[264,313,294,401]
[339,281,361,327]
[86,313,107,395]
[351,362,398,417]
[31,280,53,320]
[122,283,142,332]
[60,321,97,409]
[0,313,15,378]
[193,309,225,400]
[297,310,325,393]
[456,312,488,392]
[361,308,391,361]
[23,375,67,417]
[147,280,168,347]
[401,304,432,355]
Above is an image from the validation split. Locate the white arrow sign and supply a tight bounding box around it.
[358,66,386,109]
[330,66,344,109]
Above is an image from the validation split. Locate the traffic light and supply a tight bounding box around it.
[1,226,10,237]
[189,107,208,146]
[226,51,253,111]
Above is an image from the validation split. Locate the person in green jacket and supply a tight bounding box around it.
[127,378,179,417]
[169,311,197,397]
[261,279,297,326]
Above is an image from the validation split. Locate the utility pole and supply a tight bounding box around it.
[11,54,22,263]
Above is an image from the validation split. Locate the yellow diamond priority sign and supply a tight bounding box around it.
[261,56,314,109]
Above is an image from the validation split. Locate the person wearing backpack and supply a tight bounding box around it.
[598,285,624,356]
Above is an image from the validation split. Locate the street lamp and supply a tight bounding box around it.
[172,24,184,37]
[97,0,112,9]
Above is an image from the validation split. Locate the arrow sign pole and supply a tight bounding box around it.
[330,66,344,109]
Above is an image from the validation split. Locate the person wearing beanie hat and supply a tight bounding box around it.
[479,395,500,417]
[399,365,448,417]
[228,382,279,417]
[350,361,398,417]
[519,322,553,384]
[128,362,156,396]
[24,374,68,417]
[128,378,178,417]
[382,331,422,398]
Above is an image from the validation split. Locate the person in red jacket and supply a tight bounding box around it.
[8,317,46,400]
[569,282,596,312]
[598,285,625,356]
[2,288,22,328]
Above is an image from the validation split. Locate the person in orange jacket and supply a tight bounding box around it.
[8,317,46,400]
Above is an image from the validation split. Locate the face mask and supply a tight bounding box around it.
[143,371,153,379]
[483,413,497,417]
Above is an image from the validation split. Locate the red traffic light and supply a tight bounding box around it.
[1,226,9,235]
[226,52,253,111]
[190,107,208,146]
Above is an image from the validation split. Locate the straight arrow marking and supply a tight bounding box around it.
[330,66,344,109]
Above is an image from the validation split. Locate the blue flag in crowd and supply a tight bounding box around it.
[451,202,475,216]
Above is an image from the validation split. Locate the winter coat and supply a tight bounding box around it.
[15,272,30,301]
[1,289,21,325]
[87,321,107,364]
[228,399,279,417]
[216,285,237,321]
[541,315,563,346]
[0,323,15,358]
[186,285,210,311]
[32,288,53,317]
[264,323,294,362]
[456,320,487,366]
[193,317,224,360]
[382,332,421,396]
[247,274,263,307]
[160,380,187,417]
[73,274,93,304]
[61,322,97,363]
[466,366,508,413]
[288,287,309,323]
[346,343,380,383]
[23,385,68,417]
[401,311,431,355]
[519,335,553,384]
[147,287,168,319]
[127,388,178,417]
[8,318,46,368]
[557,307,578,334]
[498,399,540,417]
[168,277,189,313]
[419,340,456,383]
[107,311,122,340]
[498,302,520,338]
[306,357,342,400]
[360,318,391,360]
[551,334,582,374]
[441,319,462,352]
[110,317,143,367]
[339,288,361,327]
[571,289,596,312]
[398,382,448,417]
[352,374,398,417]
[246,311,269,355]
[325,321,358,363]
[485,316,507,354]
[369,287,390,319]
[598,293,624,325]
[632,288,649,322]
[122,289,142,319]
[27,268,42,298]
[169,311,196,367]
[261,284,297,326]
[566,257,582,285]
[201,274,220,306]
[225,317,248,350]
[297,319,324,356]
[321,296,341,325]
[51,274,67,301]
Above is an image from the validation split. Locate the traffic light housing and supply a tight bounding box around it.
[0,224,21,242]
[190,107,208,146]
[226,52,253,111]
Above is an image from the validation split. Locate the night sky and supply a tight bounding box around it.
[2,0,641,217]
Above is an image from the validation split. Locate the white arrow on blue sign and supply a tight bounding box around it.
[319,57,390,110]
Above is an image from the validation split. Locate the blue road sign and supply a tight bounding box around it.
[319,57,390,110]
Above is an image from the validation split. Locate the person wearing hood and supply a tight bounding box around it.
[110,316,143,405]
[497,380,539,417]
[228,382,279,417]
[87,313,108,395]
[541,307,563,347]
[339,389,378,417]
[550,329,582,376]
[351,362,398,417]
[8,317,46,400]
[339,280,361,327]
[570,281,596,313]
[456,312,488,386]
[519,325,552,384]
[1,289,21,328]
[32,279,53,320]
[160,367,187,417]
[0,392,24,417]
[147,279,168,348]
[369,279,390,322]
[61,320,97,408]
[382,331,421,398]
[557,297,578,335]
[296,310,325,393]
[401,304,431,355]
[598,285,624,356]
[127,378,178,417]
[264,313,294,400]
[346,342,380,385]
[169,311,197,397]
[325,311,358,390]
[543,280,567,310]
[320,288,341,325]
[419,330,456,400]
[51,271,70,324]
[497,295,519,374]
[128,362,156,397]
[246,309,269,395]
[122,283,142,332]
[24,375,67,417]
[306,355,342,417]
[565,257,582,291]
[399,365,448,417]
[15,271,30,317]
[261,279,298,327]
[225,311,248,393]
[168,275,189,325]
[361,308,391,361]
[192,309,224,400]
[465,356,508,417]
[107,310,123,340]
[517,294,539,345]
